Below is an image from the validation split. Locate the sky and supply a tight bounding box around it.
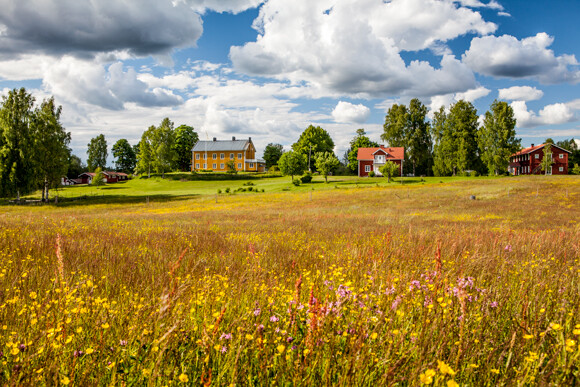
[1,0,579,163]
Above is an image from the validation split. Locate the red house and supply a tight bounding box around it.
[357,146,404,177]
[78,171,129,184]
[509,143,571,175]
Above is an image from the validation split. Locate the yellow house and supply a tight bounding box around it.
[191,137,266,172]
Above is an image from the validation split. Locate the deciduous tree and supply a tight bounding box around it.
[263,143,284,168]
[379,160,399,183]
[292,125,334,172]
[478,100,520,175]
[112,139,136,174]
[541,143,554,175]
[314,151,340,183]
[278,151,307,181]
[87,134,108,171]
[172,125,198,171]
[347,129,378,173]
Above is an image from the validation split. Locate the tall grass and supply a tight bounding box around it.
[0,176,578,385]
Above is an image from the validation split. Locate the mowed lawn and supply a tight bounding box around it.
[0,175,578,385]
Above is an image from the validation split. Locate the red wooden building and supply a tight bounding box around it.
[357,146,404,177]
[78,171,129,184]
[508,143,571,175]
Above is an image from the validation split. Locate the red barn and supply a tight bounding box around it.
[78,171,129,184]
[509,143,571,175]
[357,146,404,177]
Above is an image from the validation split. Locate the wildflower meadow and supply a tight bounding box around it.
[0,176,578,385]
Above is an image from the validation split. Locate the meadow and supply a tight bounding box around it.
[0,176,578,385]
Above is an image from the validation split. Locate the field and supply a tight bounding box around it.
[0,176,579,385]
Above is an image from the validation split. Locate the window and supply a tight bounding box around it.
[213,153,217,159]
[203,154,206,160]
[559,167,564,172]
[238,153,242,159]
[220,163,224,169]
[559,154,564,159]
[230,153,234,159]
[195,163,199,169]
[213,163,217,169]
[195,154,200,160]
[249,163,254,168]
[535,154,539,159]
[238,163,242,169]
[203,163,207,169]
[365,165,371,172]
[220,153,225,159]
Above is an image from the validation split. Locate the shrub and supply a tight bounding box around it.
[243,182,255,186]
[248,187,254,192]
[292,178,301,186]
[368,171,375,177]
[301,172,313,184]
[225,188,230,193]
[217,189,222,194]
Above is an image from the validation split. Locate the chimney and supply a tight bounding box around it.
[232,136,236,141]
[531,143,534,148]
[213,137,217,142]
[249,137,252,142]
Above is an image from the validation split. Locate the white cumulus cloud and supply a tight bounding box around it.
[463,33,580,83]
[332,101,371,123]
[498,86,544,101]
[511,101,577,128]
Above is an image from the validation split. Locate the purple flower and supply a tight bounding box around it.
[257,324,265,333]
[504,244,512,252]
[409,280,421,291]
[18,344,26,352]
[286,336,294,343]
[490,301,498,308]
[221,346,228,353]
[270,315,279,323]
[253,308,261,316]
[220,333,232,340]
[385,286,395,295]
[119,340,127,346]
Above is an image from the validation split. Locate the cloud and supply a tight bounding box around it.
[511,101,577,128]
[453,86,491,102]
[230,0,493,97]
[42,57,183,110]
[457,0,503,10]
[332,101,371,123]
[0,0,203,59]
[174,0,263,14]
[463,33,580,83]
[498,86,543,101]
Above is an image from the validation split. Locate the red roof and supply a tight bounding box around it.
[357,146,404,160]
[511,143,571,157]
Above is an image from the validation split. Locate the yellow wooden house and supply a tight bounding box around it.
[191,137,266,172]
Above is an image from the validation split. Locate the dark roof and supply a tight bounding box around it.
[192,139,252,152]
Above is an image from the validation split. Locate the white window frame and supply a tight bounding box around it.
[195,163,199,169]
[212,163,217,169]
[559,154,564,159]
[196,154,200,160]
[220,153,225,159]
[213,153,217,160]
[249,163,254,168]
[220,163,225,169]
[230,153,234,159]
[535,154,539,159]
[238,153,242,159]
[203,163,207,169]
[203,154,207,160]
[365,165,371,172]
[238,163,242,169]
[559,166,564,172]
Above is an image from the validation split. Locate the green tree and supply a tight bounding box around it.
[87,134,108,171]
[572,163,580,175]
[314,151,340,183]
[556,138,580,170]
[432,100,481,176]
[292,125,334,172]
[67,154,86,179]
[91,167,105,186]
[135,126,155,178]
[226,160,237,174]
[31,97,71,202]
[544,138,554,144]
[263,143,284,168]
[478,100,520,175]
[278,151,307,181]
[0,88,36,199]
[379,160,400,183]
[151,118,176,177]
[381,99,432,176]
[112,139,136,174]
[172,125,198,171]
[347,129,379,173]
[540,143,554,175]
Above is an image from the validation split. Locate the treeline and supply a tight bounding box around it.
[86,118,198,177]
[0,88,71,201]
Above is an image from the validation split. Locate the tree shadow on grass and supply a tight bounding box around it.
[4,193,201,208]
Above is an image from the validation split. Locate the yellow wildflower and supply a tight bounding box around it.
[437,360,456,376]
[178,373,189,383]
[447,381,459,387]
[85,348,94,354]
[370,332,378,340]
[523,334,534,340]
[420,369,436,385]
[61,376,70,385]
[277,344,285,353]
[246,334,254,340]
[549,323,563,331]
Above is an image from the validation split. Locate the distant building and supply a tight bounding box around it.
[78,171,129,184]
[357,146,404,177]
[509,143,571,175]
[191,137,265,172]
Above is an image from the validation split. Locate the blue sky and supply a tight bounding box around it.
[0,0,579,162]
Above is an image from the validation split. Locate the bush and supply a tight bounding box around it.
[292,178,301,186]
[217,189,222,194]
[368,171,375,177]
[243,182,255,186]
[248,187,254,192]
[225,188,230,193]
[301,172,313,184]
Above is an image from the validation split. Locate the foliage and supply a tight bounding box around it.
[278,151,307,181]
[572,163,580,175]
[292,178,301,186]
[347,129,379,173]
[67,154,86,179]
[314,151,340,183]
[541,143,554,175]
[112,139,136,174]
[0,88,36,199]
[91,167,105,186]
[382,99,432,176]
[432,100,480,176]
[478,100,520,175]
[135,126,155,178]
[87,134,108,172]
[172,125,198,172]
[292,125,335,172]
[300,172,312,184]
[379,160,399,182]
[368,170,375,177]
[226,160,237,174]
[151,118,176,177]
[556,138,580,170]
[263,143,284,169]
[0,177,579,385]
